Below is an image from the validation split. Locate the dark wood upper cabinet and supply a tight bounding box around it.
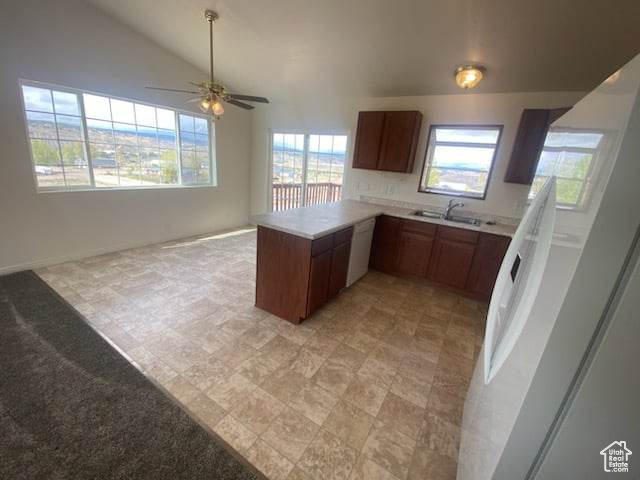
[352,111,422,173]
[504,107,571,185]
[352,112,385,170]
[466,233,511,297]
[548,107,571,124]
[370,215,401,273]
[378,111,422,172]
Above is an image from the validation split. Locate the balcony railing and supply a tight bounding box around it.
[272,182,342,211]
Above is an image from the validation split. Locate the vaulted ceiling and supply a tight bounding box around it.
[87,0,640,101]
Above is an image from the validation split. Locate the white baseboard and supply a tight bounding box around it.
[0,222,252,276]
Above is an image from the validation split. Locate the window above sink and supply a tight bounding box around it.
[418,125,503,200]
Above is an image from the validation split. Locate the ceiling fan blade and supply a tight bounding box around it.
[225,98,255,110]
[227,93,269,104]
[146,86,200,94]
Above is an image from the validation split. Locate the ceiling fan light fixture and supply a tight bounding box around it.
[198,97,211,113]
[212,99,224,116]
[455,65,485,90]
[145,10,268,118]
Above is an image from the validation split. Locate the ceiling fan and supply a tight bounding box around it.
[146,10,269,118]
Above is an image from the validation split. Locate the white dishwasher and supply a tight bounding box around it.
[346,218,376,287]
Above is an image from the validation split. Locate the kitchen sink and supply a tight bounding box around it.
[446,215,482,226]
[411,210,444,219]
[411,210,482,226]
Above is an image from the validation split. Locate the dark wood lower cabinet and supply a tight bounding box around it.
[428,238,477,289]
[307,249,332,317]
[256,226,312,322]
[256,216,511,323]
[396,230,434,277]
[369,216,510,300]
[466,233,511,297]
[256,225,353,323]
[370,215,400,273]
[328,241,352,299]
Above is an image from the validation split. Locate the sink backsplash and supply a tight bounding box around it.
[357,195,521,227]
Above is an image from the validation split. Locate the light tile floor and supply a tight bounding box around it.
[37,227,486,480]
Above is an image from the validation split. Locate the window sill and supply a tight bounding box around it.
[35,183,217,194]
[419,188,486,200]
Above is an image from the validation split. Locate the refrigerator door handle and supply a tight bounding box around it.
[484,177,557,384]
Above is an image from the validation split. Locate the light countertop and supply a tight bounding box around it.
[251,200,517,239]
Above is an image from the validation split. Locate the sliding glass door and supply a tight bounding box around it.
[271,132,347,212]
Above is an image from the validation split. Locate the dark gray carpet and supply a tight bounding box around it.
[0,270,260,480]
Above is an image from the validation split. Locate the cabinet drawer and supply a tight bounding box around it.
[401,219,436,236]
[437,225,479,244]
[333,226,354,246]
[311,234,333,256]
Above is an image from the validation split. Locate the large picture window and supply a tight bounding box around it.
[419,125,502,199]
[20,81,215,191]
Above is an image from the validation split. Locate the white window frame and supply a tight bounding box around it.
[19,79,216,193]
[419,124,503,200]
[268,130,350,212]
[528,127,606,211]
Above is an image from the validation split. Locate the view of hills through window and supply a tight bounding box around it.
[529,129,604,209]
[420,125,502,199]
[271,133,347,211]
[21,82,213,190]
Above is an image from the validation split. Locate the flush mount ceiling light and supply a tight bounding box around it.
[604,69,621,84]
[146,10,269,119]
[455,65,486,90]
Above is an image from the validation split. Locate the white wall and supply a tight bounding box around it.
[250,91,585,218]
[0,0,253,273]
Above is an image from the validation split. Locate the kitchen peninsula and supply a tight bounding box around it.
[252,200,515,323]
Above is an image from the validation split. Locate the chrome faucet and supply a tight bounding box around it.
[444,198,465,220]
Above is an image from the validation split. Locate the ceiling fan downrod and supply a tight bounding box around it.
[144,9,268,117]
[204,10,218,86]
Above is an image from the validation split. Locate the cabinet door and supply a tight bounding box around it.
[466,233,511,298]
[328,241,352,298]
[396,231,434,277]
[378,111,422,173]
[429,238,477,289]
[256,226,312,323]
[504,107,570,185]
[352,111,385,170]
[370,215,401,273]
[307,249,332,317]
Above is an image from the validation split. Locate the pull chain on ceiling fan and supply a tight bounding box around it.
[146,10,269,119]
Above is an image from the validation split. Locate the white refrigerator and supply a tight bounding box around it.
[458,54,640,480]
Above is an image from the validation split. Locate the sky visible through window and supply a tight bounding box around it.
[420,126,501,199]
[21,82,213,190]
[272,133,347,211]
[529,129,604,208]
